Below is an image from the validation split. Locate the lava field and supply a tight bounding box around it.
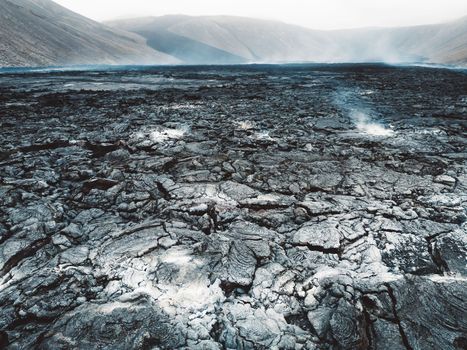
[0,64,466,349]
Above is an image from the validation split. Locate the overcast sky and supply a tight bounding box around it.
[54,0,467,30]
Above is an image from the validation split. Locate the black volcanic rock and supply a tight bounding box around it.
[0,64,465,349]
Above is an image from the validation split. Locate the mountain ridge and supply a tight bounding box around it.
[1,0,466,67]
[107,14,467,66]
[0,0,177,67]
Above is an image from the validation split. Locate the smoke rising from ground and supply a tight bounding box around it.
[334,89,395,137]
[351,110,395,136]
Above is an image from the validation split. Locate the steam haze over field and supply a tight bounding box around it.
[1,0,467,67]
[54,0,467,30]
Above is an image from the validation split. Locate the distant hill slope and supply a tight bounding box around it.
[392,16,467,65]
[330,15,467,65]
[106,16,333,64]
[0,0,177,67]
[1,0,465,68]
[108,15,467,66]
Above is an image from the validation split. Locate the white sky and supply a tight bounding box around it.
[54,0,467,30]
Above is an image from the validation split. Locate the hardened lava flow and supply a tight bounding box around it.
[0,64,466,349]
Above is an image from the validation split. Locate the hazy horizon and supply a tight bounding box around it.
[53,0,467,30]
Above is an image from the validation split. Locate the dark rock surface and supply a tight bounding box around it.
[0,64,466,349]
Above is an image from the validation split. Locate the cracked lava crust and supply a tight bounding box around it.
[0,64,466,349]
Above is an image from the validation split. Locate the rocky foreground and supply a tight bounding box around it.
[0,64,466,349]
